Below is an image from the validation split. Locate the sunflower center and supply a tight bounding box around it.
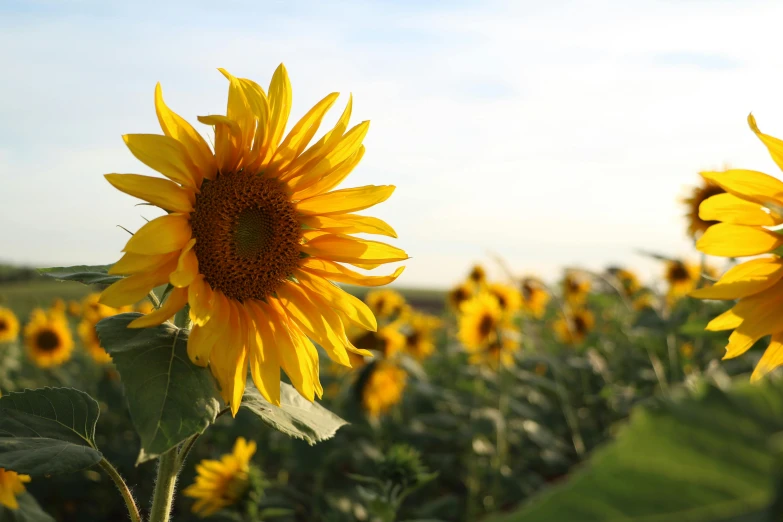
[36,330,61,352]
[191,172,302,302]
[669,263,690,282]
[405,332,420,348]
[574,316,587,334]
[478,314,495,338]
[0,319,7,333]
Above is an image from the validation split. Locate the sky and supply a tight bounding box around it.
[3,0,783,288]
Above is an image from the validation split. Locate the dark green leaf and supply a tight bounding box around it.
[241,384,347,445]
[0,493,55,522]
[96,313,221,463]
[37,265,121,285]
[0,388,102,476]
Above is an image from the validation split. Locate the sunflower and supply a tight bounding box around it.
[467,264,487,287]
[562,272,590,306]
[361,361,407,418]
[554,308,594,345]
[78,319,113,364]
[608,267,641,298]
[66,300,82,317]
[81,293,131,323]
[688,115,783,381]
[0,308,20,343]
[488,282,522,314]
[183,437,256,518]
[520,277,550,319]
[664,260,701,301]
[351,325,406,359]
[683,174,725,240]
[468,336,519,369]
[447,282,473,312]
[0,468,31,510]
[633,291,655,311]
[99,65,407,413]
[402,313,442,361]
[365,289,406,321]
[24,308,74,368]
[458,293,507,350]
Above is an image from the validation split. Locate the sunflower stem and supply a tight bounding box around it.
[98,458,141,522]
[149,448,180,522]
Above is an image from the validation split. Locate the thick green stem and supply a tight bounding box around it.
[98,458,141,522]
[149,448,179,522]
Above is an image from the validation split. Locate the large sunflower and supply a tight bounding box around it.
[183,437,256,518]
[0,307,20,343]
[100,65,407,413]
[0,468,31,510]
[690,115,783,381]
[24,309,74,368]
[683,174,725,240]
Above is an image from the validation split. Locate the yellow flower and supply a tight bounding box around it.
[689,115,783,381]
[362,362,406,418]
[680,342,695,359]
[609,268,641,297]
[183,437,256,518]
[633,291,655,311]
[0,468,31,510]
[468,336,519,369]
[520,277,550,319]
[458,293,506,350]
[99,65,407,413]
[81,293,130,323]
[664,260,702,301]
[135,300,155,315]
[67,300,82,317]
[24,308,74,368]
[402,313,442,361]
[365,289,406,321]
[447,282,473,312]
[51,298,66,314]
[683,174,725,240]
[488,282,522,314]
[0,307,20,343]
[467,264,487,287]
[562,272,590,306]
[554,308,594,345]
[351,325,406,359]
[78,319,113,364]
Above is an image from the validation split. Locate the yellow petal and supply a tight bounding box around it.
[297,185,394,216]
[300,259,405,287]
[295,269,377,331]
[244,300,282,405]
[702,168,783,214]
[105,174,194,213]
[263,301,315,401]
[208,301,247,410]
[690,257,783,300]
[123,214,192,255]
[300,213,397,237]
[699,192,779,226]
[187,292,229,366]
[696,223,783,257]
[155,83,215,182]
[170,238,199,288]
[108,252,177,275]
[706,307,744,331]
[300,233,408,265]
[187,324,213,367]
[188,276,214,327]
[128,287,188,328]
[258,64,292,167]
[197,115,243,174]
[218,69,255,158]
[122,134,198,188]
[751,332,783,382]
[722,279,783,358]
[289,142,366,199]
[100,258,177,308]
[749,114,783,178]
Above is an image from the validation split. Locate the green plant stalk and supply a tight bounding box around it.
[98,458,142,522]
[149,448,180,522]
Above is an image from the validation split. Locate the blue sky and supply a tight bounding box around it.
[3,0,783,288]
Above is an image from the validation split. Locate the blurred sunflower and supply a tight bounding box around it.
[488,282,522,314]
[24,308,74,368]
[402,313,442,361]
[351,325,405,359]
[78,319,112,364]
[683,173,725,240]
[447,282,473,312]
[562,272,590,306]
[66,300,82,317]
[183,437,256,518]
[467,264,487,287]
[689,115,783,381]
[362,361,407,418]
[458,293,506,350]
[664,260,702,300]
[82,293,131,323]
[468,336,519,369]
[99,65,407,413]
[51,298,66,315]
[520,277,550,319]
[554,308,594,345]
[0,468,31,510]
[365,289,406,321]
[0,307,20,343]
[633,291,655,311]
[609,267,641,298]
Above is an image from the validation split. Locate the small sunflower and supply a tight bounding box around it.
[458,293,506,351]
[51,298,66,315]
[468,336,519,369]
[361,361,406,418]
[562,272,590,306]
[520,277,550,319]
[683,174,726,240]
[664,260,701,300]
[24,308,74,368]
[0,468,31,510]
[82,293,131,323]
[689,115,783,381]
[488,282,522,315]
[66,300,82,317]
[183,437,256,518]
[467,264,487,287]
[365,289,406,321]
[351,325,406,359]
[99,65,407,413]
[447,282,473,312]
[633,291,655,311]
[0,308,20,343]
[608,267,641,298]
[554,308,594,345]
[402,313,442,361]
[78,319,113,364]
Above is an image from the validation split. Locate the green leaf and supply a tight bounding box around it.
[0,493,55,522]
[0,388,102,476]
[490,379,783,522]
[241,384,348,445]
[37,265,121,285]
[96,313,221,463]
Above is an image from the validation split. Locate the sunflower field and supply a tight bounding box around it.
[3,62,783,522]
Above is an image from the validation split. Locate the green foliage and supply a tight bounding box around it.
[241,384,347,445]
[96,313,221,463]
[37,265,121,286]
[0,388,102,476]
[0,493,55,522]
